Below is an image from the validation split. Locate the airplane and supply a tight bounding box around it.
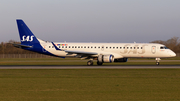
[13,19,176,65]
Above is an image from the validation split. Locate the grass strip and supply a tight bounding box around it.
[0,69,180,101]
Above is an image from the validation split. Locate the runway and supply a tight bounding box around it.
[0,65,180,69]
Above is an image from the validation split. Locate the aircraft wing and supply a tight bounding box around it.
[64,50,98,55]
[51,42,98,56]
[51,42,62,51]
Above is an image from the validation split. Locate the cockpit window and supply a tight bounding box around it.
[160,46,168,49]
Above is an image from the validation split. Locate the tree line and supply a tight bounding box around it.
[0,40,35,54]
[0,37,180,54]
[150,37,180,53]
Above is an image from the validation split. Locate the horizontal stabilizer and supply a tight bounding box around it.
[13,44,32,48]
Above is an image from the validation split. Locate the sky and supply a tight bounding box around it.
[0,0,180,43]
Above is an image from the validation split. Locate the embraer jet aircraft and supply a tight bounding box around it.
[14,19,176,65]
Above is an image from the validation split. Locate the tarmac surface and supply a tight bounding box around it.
[0,65,180,69]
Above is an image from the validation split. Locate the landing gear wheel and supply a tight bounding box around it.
[87,60,93,66]
[155,58,161,66]
[156,62,160,65]
[97,61,103,65]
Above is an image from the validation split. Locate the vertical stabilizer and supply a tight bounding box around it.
[16,19,39,44]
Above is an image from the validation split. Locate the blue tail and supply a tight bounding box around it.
[15,19,65,58]
[16,19,42,52]
[17,19,39,45]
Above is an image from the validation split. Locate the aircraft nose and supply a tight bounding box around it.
[169,51,176,57]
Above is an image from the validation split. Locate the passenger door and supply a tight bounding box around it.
[151,46,156,54]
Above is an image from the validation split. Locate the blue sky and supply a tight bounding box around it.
[0,0,180,43]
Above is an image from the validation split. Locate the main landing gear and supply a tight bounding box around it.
[87,60,103,66]
[87,60,93,66]
[97,61,103,65]
[156,58,161,65]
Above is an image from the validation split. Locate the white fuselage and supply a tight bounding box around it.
[40,41,176,59]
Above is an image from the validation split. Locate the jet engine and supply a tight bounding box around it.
[98,55,114,63]
[114,58,128,62]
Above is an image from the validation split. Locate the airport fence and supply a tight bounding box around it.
[0,53,179,58]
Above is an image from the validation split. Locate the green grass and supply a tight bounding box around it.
[0,69,180,101]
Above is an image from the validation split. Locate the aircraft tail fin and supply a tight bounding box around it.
[16,19,39,45]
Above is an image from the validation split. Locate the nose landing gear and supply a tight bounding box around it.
[155,58,161,65]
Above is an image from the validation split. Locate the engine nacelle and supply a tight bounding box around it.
[114,58,128,62]
[98,55,114,63]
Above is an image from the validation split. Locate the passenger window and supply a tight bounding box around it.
[49,46,51,48]
[120,47,121,49]
[52,46,54,48]
[72,46,74,48]
[127,47,129,49]
[78,46,80,48]
[91,46,93,48]
[81,46,83,48]
[69,46,71,48]
[84,46,86,48]
[106,47,108,49]
[130,47,132,49]
[110,47,111,49]
[137,47,139,49]
[113,47,115,49]
[116,47,118,49]
[98,47,100,48]
[95,47,96,48]
[124,47,125,49]
[75,46,77,48]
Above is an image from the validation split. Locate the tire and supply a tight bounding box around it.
[87,60,93,66]
[97,61,103,65]
[156,62,160,65]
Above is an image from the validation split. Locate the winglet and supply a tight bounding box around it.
[51,42,62,51]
